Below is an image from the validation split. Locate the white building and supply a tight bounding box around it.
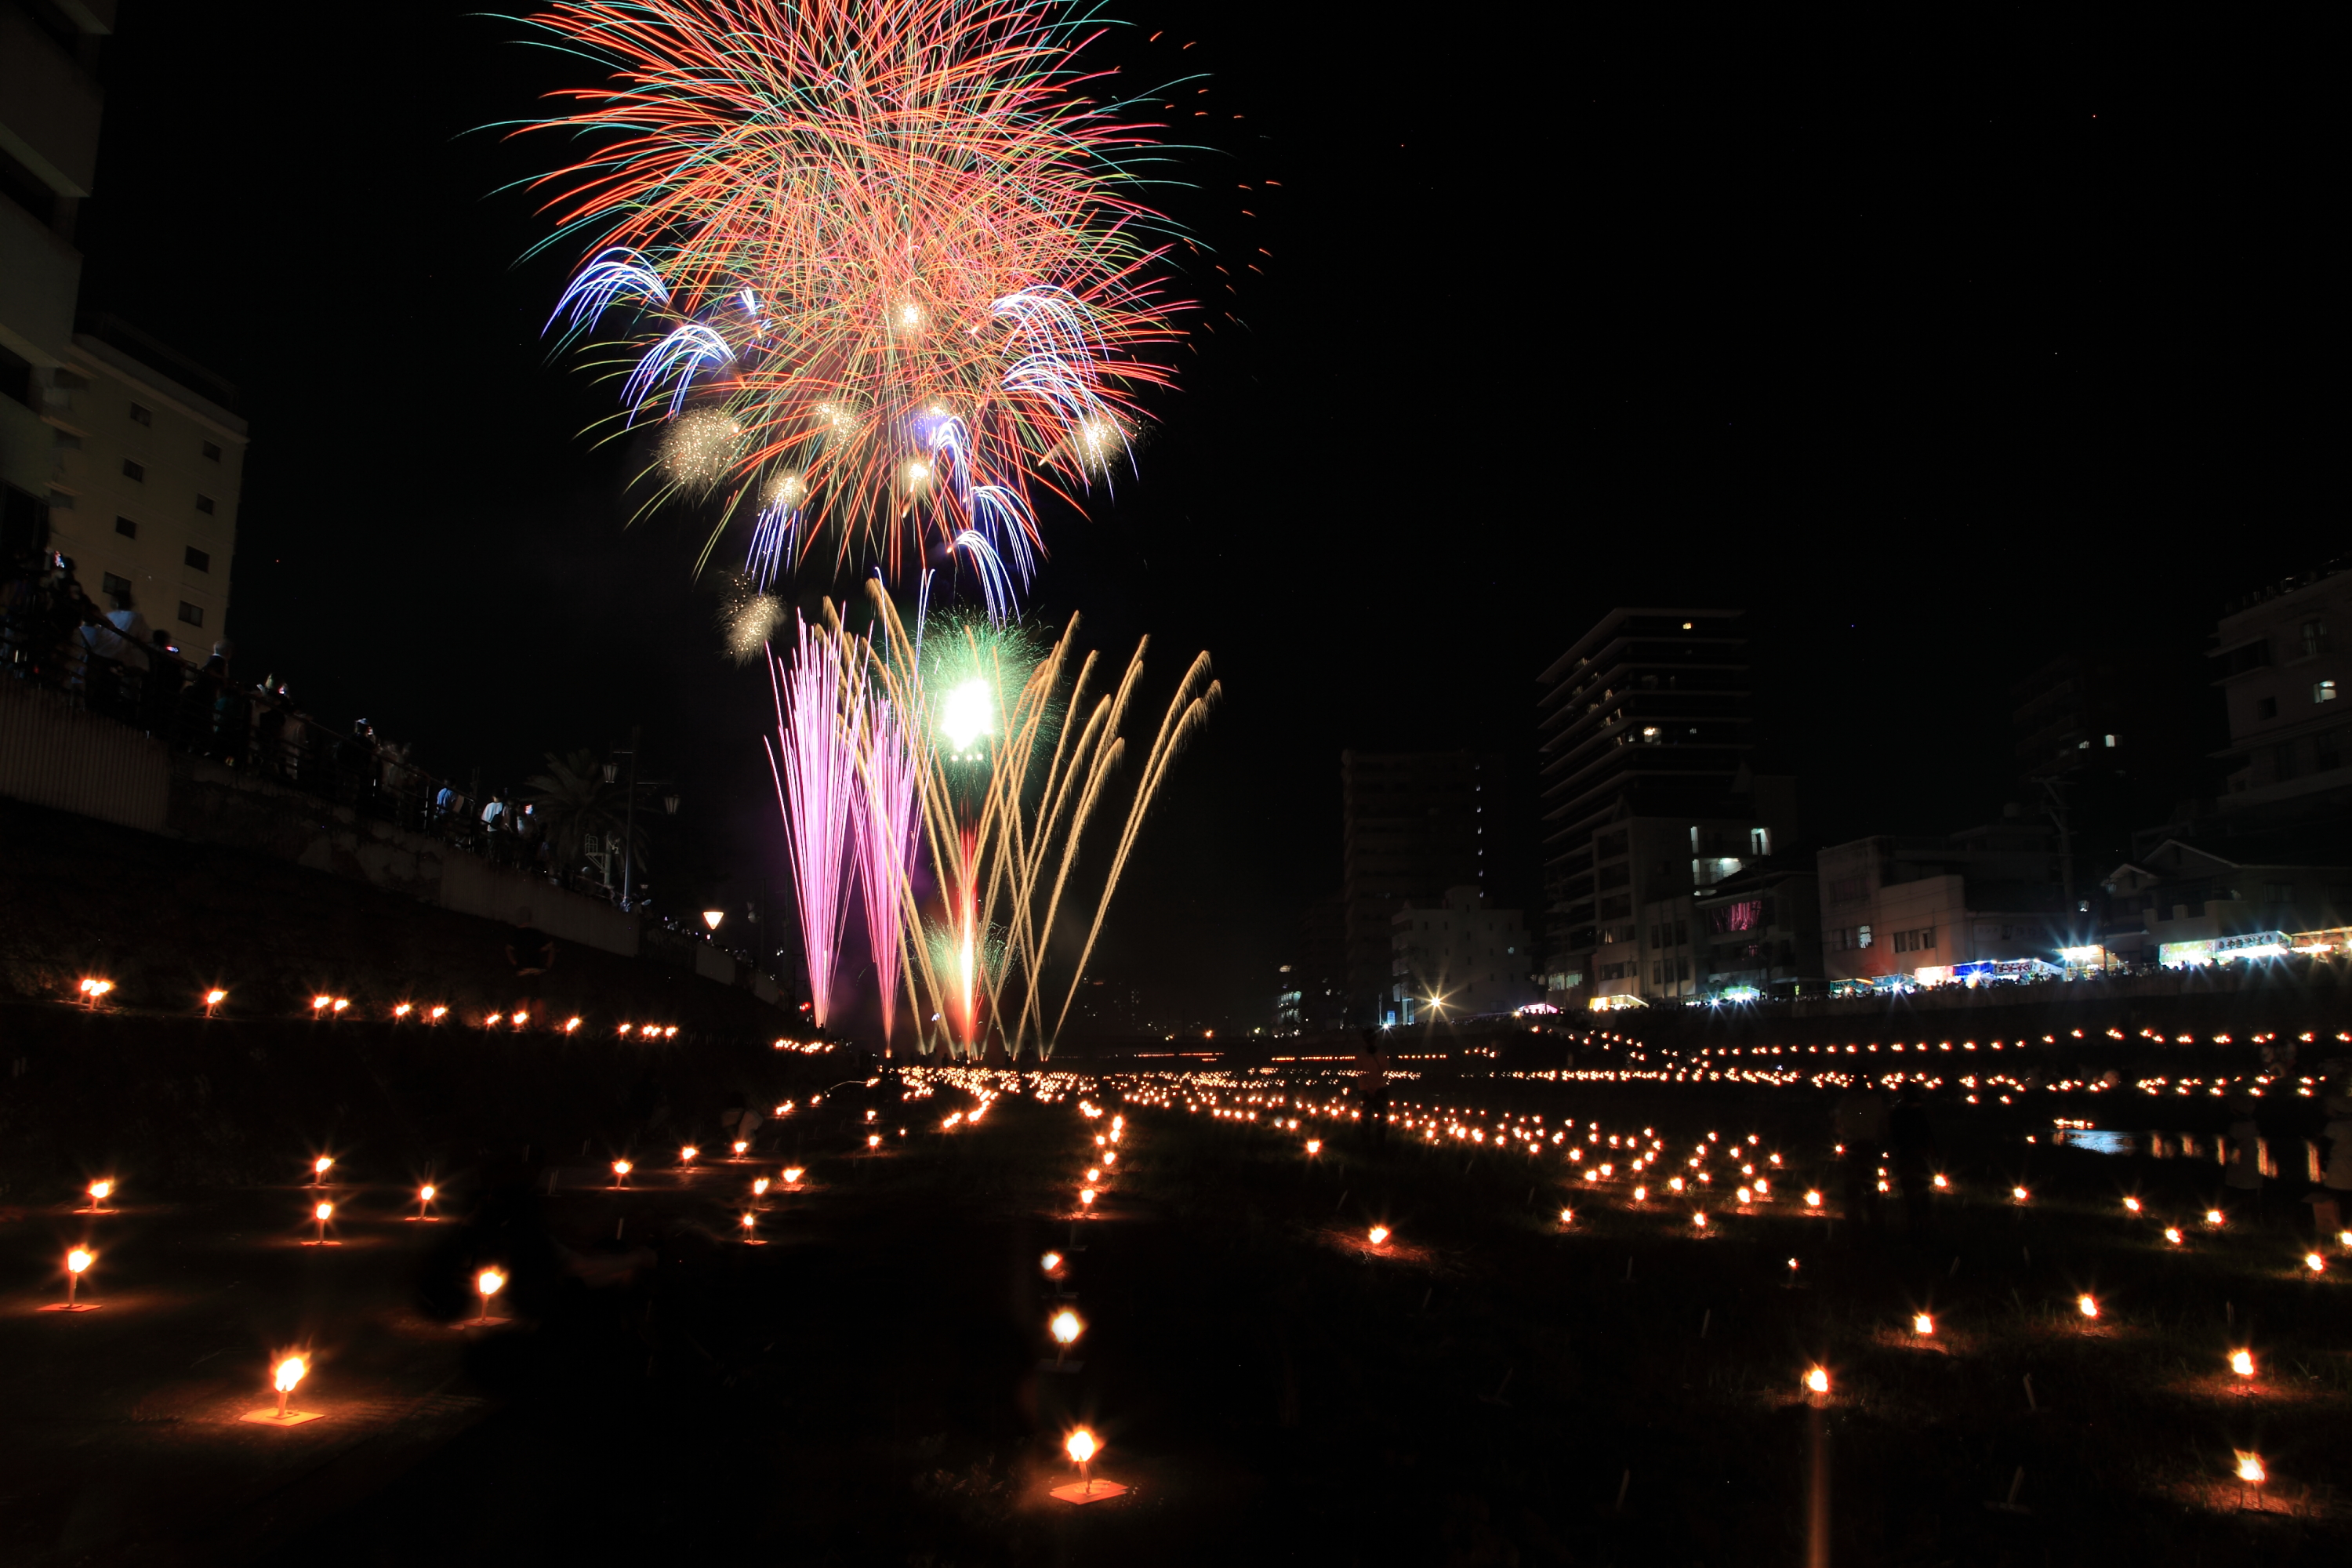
[1389,885,1538,1024]
[45,320,248,648]
[2,5,248,647]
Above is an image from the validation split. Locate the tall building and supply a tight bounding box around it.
[2209,563,2352,829]
[1388,885,1537,1024]
[1534,609,1796,1009]
[49,317,248,645]
[1282,891,1347,1034]
[2,8,248,640]
[2,2,112,549]
[1339,750,1494,1025]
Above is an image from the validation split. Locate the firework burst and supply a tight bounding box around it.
[524,0,1186,604]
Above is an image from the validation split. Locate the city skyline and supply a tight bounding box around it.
[30,0,2341,1029]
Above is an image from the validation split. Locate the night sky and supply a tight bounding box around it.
[73,2,2337,1029]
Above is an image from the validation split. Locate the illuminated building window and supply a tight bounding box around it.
[121,459,145,482]
[184,546,209,572]
[2316,680,2338,705]
[114,515,136,539]
[129,403,151,426]
[178,601,204,627]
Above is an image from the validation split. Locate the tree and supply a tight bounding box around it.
[517,748,656,892]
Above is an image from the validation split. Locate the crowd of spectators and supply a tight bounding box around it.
[2,546,581,887]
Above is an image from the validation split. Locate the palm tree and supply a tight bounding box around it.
[517,748,656,892]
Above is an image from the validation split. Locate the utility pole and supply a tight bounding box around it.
[2039,775,2076,936]
[619,725,641,913]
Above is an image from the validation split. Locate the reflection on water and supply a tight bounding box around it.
[2054,1129,2137,1156]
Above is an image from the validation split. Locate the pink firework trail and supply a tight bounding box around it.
[854,691,924,1050]
[766,619,860,1028]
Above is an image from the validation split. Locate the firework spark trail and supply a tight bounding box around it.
[855,584,1213,1058]
[853,690,924,1049]
[765,618,862,1027]
[521,0,1187,606]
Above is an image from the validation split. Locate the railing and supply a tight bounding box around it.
[3,556,568,881]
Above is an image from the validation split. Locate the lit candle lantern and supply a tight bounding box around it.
[474,1268,506,1324]
[85,1179,114,1214]
[1806,1366,1830,1396]
[311,1201,335,1245]
[783,1167,804,1184]
[2077,1294,2099,1319]
[1913,1313,1933,1336]
[612,1160,633,1187]
[55,1247,96,1312]
[1367,1225,1390,1245]
[2230,1349,2254,1377]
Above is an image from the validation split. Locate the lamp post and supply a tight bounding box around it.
[612,728,642,911]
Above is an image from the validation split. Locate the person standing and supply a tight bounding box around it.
[1833,1083,1889,1234]
[2308,1093,2352,1239]
[1355,1027,1391,1153]
[1889,1081,1940,1239]
[2222,1095,2267,1225]
[505,908,555,1018]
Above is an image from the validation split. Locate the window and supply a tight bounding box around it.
[184,546,210,572]
[1891,927,1937,954]
[129,403,152,426]
[114,515,137,539]
[122,459,145,482]
[2260,881,2294,904]
[2103,733,2117,747]
[2303,618,2329,657]
[1675,956,1690,982]
[101,572,131,600]
[1710,898,1765,935]
[201,440,222,463]
[1750,826,1773,855]
[1856,924,1873,948]
[195,493,215,515]
[178,602,205,627]
[2316,680,2338,704]
[1673,918,1690,946]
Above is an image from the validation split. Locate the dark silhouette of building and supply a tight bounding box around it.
[1536,609,1795,1009]
[1340,750,1494,1025]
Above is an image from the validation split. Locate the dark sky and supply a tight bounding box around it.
[74,2,2338,1029]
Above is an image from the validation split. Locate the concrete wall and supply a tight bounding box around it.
[2,677,640,958]
[0,674,171,831]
